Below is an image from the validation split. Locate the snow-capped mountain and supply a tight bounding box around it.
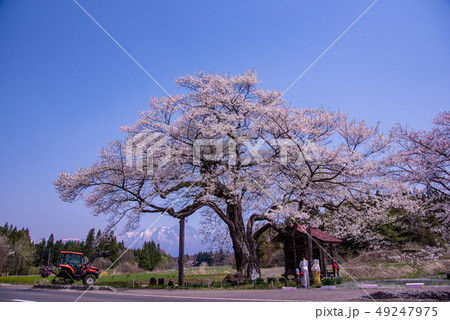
[118,225,208,256]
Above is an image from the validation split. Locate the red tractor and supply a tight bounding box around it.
[39,251,112,285]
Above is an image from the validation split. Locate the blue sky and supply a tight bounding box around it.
[0,0,449,242]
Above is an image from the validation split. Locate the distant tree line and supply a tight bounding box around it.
[193,249,235,267]
[0,221,272,275]
[0,222,193,275]
[0,223,127,275]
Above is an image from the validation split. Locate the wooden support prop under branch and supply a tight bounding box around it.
[178,217,185,287]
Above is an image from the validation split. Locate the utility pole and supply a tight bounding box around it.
[178,217,185,287]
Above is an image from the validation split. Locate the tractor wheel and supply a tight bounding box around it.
[52,270,74,285]
[83,274,96,286]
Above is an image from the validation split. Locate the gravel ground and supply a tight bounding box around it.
[361,288,450,301]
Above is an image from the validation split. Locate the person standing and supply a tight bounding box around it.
[312,259,321,286]
[299,255,310,288]
[335,260,340,278]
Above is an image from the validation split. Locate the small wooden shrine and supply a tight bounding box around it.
[271,225,342,278]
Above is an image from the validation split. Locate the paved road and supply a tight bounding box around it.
[0,284,382,302]
[5,284,447,302]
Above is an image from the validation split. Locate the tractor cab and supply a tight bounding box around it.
[59,251,84,277]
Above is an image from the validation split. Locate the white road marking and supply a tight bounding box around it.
[122,293,293,302]
[11,299,36,302]
[73,290,296,302]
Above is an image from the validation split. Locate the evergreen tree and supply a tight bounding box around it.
[95,229,106,251]
[34,239,46,266]
[105,232,119,261]
[63,240,84,253]
[0,223,9,237]
[44,234,54,266]
[195,251,213,266]
[52,240,64,265]
[83,228,95,258]
[137,241,161,271]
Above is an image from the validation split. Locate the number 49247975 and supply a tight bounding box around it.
[375,307,437,317]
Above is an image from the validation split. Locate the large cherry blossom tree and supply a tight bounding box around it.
[389,111,450,199]
[383,112,450,248]
[55,71,393,281]
[326,112,450,254]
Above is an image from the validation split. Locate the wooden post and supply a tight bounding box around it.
[318,243,326,277]
[307,225,313,275]
[283,240,289,277]
[303,236,308,258]
[330,244,336,278]
[292,237,297,277]
[178,217,185,287]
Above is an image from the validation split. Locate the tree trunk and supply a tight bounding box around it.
[225,202,260,282]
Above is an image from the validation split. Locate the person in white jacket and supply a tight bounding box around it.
[299,255,310,288]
